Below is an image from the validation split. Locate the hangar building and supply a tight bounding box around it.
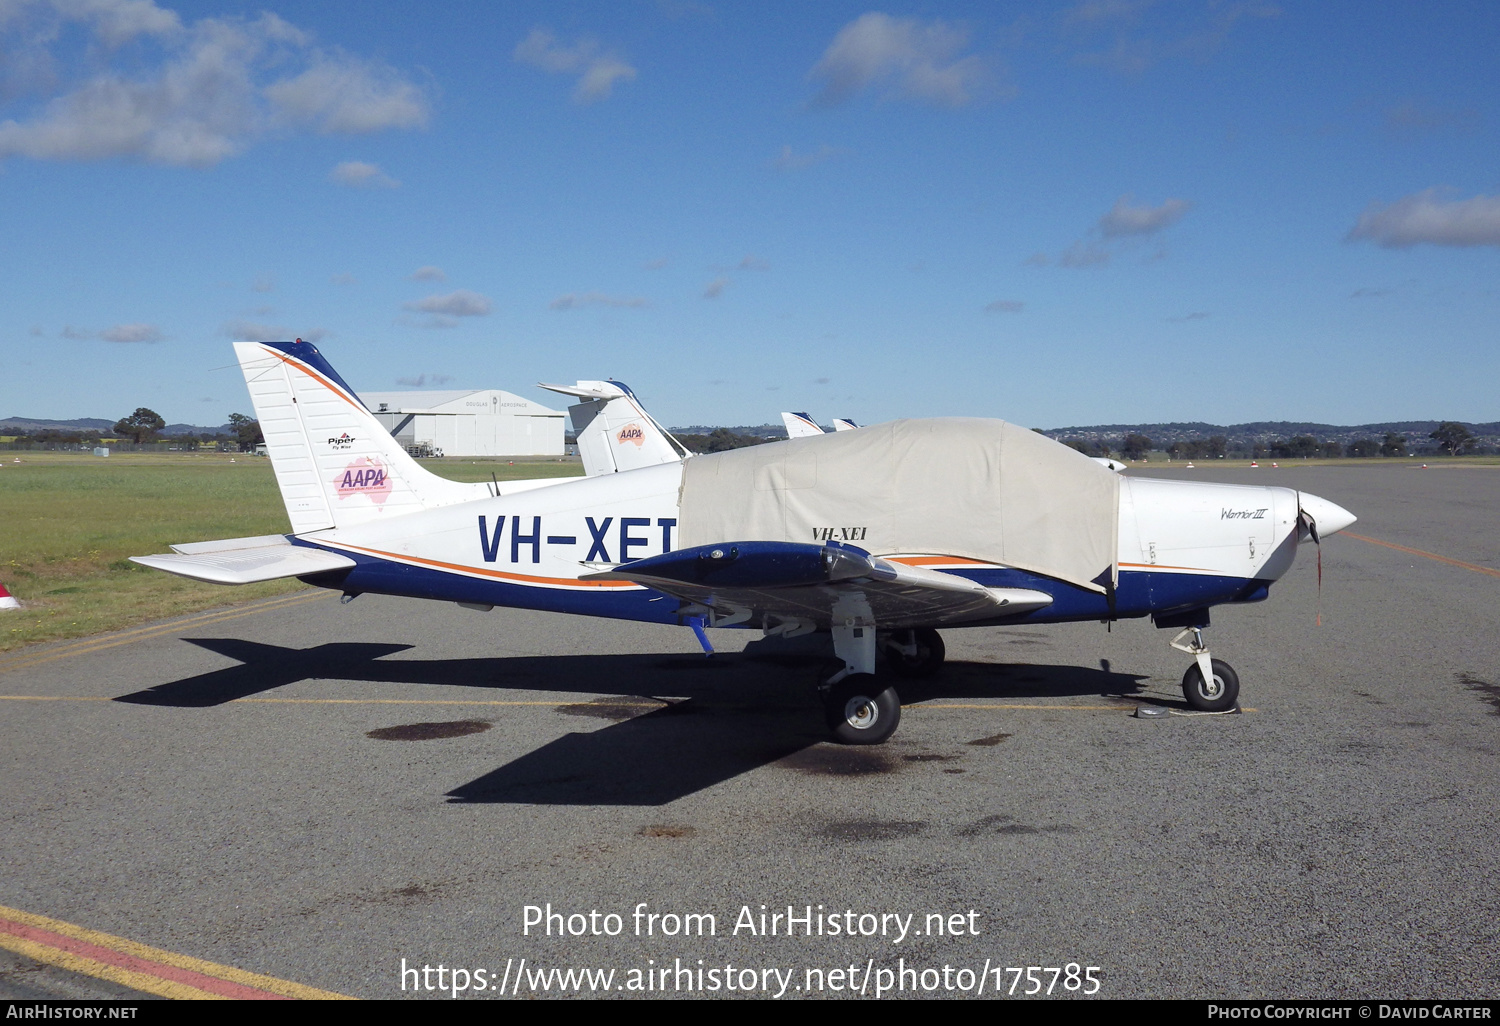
[359,389,565,457]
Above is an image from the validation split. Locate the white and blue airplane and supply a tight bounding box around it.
[133,340,1356,745]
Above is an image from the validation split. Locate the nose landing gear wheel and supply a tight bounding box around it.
[824,674,901,745]
[1182,658,1240,712]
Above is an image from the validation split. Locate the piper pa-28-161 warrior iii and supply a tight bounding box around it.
[133,340,1356,745]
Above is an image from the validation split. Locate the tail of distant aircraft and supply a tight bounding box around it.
[781,412,824,438]
[538,380,688,477]
[782,412,858,437]
[235,340,486,534]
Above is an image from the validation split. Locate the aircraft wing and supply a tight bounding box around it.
[584,541,1051,629]
[130,535,355,585]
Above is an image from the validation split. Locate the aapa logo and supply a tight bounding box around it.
[328,432,356,450]
[616,423,646,447]
[333,456,392,504]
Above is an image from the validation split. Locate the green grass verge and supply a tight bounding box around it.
[0,452,583,653]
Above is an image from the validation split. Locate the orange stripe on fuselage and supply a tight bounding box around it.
[1118,561,1219,574]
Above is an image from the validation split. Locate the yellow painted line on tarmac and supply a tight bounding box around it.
[1344,531,1500,579]
[0,590,333,675]
[0,903,352,1000]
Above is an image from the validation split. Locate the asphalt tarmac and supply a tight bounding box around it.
[2,464,1497,1000]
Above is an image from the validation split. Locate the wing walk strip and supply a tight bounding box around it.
[0,590,332,675]
[0,904,351,1000]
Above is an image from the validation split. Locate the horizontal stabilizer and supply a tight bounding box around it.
[131,537,355,585]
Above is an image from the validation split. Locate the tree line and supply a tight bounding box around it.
[1058,422,1481,460]
[2,409,264,450]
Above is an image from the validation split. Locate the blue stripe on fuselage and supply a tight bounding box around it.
[296,545,683,624]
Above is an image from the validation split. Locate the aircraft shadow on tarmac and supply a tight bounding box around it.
[113,637,1147,806]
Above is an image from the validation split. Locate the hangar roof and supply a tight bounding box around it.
[356,389,562,417]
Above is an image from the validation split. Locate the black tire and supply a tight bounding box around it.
[824,674,902,745]
[1182,658,1240,712]
[886,627,946,678]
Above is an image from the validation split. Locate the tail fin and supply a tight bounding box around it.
[537,380,687,477]
[236,340,484,534]
[832,418,858,431]
[781,412,824,439]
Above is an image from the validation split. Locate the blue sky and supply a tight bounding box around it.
[2,1,1496,430]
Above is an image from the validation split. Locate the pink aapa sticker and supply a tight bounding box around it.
[615,423,646,447]
[334,456,393,504]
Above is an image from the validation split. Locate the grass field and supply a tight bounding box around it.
[0,452,582,653]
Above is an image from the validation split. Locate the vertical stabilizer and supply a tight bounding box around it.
[236,340,485,534]
[781,412,825,439]
[538,379,687,477]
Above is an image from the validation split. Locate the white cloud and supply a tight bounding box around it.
[702,276,729,299]
[1067,1,1279,75]
[1058,241,1111,267]
[808,13,989,107]
[985,300,1024,313]
[222,318,287,340]
[513,28,636,103]
[0,6,430,167]
[100,322,162,343]
[1347,188,1500,249]
[396,373,453,388]
[408,265,445,281]
[549,292,648,311]
[772,143,846,171]
[60,325,91,339]
[59,0,183,47]
[329,160,398,188]
[1098,195,1192,237]
[265,55,429,134]
[403,290,492,317]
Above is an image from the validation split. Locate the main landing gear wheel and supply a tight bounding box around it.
[885,627,946,679]
[1182,658,1240,712]
[824,674,901,745]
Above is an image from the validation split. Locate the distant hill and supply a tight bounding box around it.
[1,416,232,437]
[1041,420,1500,446]
[668,423,786,438]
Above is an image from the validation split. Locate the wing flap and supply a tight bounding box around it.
[131,539,355,585]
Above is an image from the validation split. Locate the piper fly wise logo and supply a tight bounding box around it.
[616,423,646,447]
[328,432,356,450]
[334,456,393,503]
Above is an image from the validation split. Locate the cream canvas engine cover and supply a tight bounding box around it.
[678,418,1120,594]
